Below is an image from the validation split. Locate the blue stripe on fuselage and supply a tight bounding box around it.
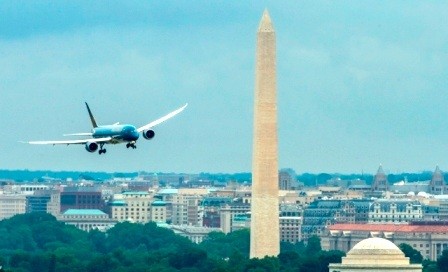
[92,125,139,141]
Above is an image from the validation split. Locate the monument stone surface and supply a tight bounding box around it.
[250,9,280,259]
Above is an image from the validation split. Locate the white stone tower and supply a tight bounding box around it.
[250,9,280,258]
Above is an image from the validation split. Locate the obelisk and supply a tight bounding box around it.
[250,9,279,258]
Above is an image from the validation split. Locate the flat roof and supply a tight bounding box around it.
[329,223,448,233]
[152,200,166,206]
[122,191,149,195]
[63,209,106,216]
[109,200,126,206]
[157,189,178,194]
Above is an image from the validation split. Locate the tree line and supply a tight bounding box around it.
[0,213,445,271]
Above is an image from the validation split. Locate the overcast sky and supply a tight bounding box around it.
[1,1,447,174]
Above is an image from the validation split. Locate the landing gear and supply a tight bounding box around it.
[126,142,137,149]
[98,143,107,155]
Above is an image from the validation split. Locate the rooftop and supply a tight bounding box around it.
[63,209,106,216]
[350,237,402,254]
[157,188,178,195]
[331,237,422,268]
[151,200,166,206]
[122,191,149,195]
[329,223,448,233]
[109,200,126,206]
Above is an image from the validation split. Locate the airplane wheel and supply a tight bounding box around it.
[126,143,130,148]
[104,149,107,153]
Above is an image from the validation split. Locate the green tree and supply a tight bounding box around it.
[86,254,118,272]
[0,212,360,272]
[227,250,247,272]
[278,251,301,272]
[437,249,448,272]
[29,253,51,272]
[48,254,56,272]
[299,257,320,272]
[422,259,437,272]
[306,236,322,256]
[168,247,207,269]
[9,251,31,270]
[244,256,279,272]
[399,243,423,263]
[201,229,250,259]
[280,241,305,254]
[89,230,107,254]
[317,250,345,272]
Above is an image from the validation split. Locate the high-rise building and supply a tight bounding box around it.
[250,9,280,258]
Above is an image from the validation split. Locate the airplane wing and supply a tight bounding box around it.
[25,137,112,145]
[137,103,188,132]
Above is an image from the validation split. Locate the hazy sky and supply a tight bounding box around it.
[1,1,447,174]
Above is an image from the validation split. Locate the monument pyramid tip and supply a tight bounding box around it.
[263,8,269,16]
[258,9,274,32]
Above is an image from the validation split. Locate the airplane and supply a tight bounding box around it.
[25,102,188,154]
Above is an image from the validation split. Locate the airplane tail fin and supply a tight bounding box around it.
[85,102,98,128]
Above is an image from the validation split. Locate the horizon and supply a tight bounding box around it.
[0,167,444,176]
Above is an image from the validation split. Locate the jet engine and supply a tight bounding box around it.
[85,141,99,152]
[142,129,155,140]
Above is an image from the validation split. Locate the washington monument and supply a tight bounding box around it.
[250,9,279,258]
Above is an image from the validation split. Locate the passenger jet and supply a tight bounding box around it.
[26,102,188,154]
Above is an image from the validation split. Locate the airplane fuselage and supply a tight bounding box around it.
[92,125,140,142]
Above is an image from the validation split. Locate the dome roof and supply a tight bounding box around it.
[417,191,428,197]
[329,237,423,271]
[339,237,413,266]
[348,237,403,256]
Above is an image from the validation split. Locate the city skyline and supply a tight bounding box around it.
[1,1,448,174]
